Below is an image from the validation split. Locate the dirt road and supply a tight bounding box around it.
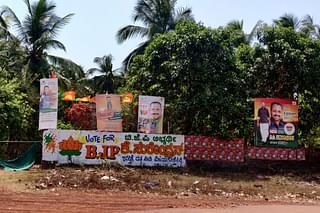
[0,188,234,213]
[127,205,320,213]
[1,166,320,212]
[1,188,319,213]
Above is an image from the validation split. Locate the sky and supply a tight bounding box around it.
[2,0,320,72]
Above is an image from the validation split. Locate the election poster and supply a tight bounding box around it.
[138,96,165,134]
[39,78,58,130]
[254,98,298,148]
[42,130,185,167]
[96,94,122,131]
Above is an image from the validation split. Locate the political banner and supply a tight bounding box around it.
[138,96,164,134]
[42,130,185,167]
[96,94,122,131]
[254,98,298,148]
[39,78,58,130]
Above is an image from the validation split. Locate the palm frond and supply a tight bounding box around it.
[174,7,193,22]
[90,54,113,75]
[44,39,66,51]
[118,0,193,69]
[246,20,263,43]
[93,56,102,65]
[116,25,148,43]
[1,6,28,42]
[300,14,315,36]
[0,11,15,40]
[274,13,300,30]
[48,13,74,39]
[23,0,33,17]
[47,55,82,71]
[87,68,102,76]
[34,32,66,51]
[226,20,243,31]
[133,0,157,25]
[122,41,150,72]
[0,11,8,30]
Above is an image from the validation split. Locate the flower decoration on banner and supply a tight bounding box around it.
[59,136,83,156]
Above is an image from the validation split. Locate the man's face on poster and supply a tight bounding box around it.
[271,104,282,121]
[150,102,161,120]
[44,86,49,95]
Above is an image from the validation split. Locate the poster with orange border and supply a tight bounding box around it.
[254,98,298,148]
[96,94,122,131]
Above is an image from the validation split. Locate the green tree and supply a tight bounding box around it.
[127,21,248,138]
[1,0,74,79]
[51,61,90,97]
[0,68,34,141]
[238,24,320,145]
[86,54,126,94]
[274,13,300,30]
[225,19,262,44]
[273,13,319,38]
[0,39,27,78]
[300,15,320,39]
[116,0,193,70]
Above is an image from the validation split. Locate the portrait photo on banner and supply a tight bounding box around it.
[39,78,58,130]
[254,98,298,148]
[138,96,165,134]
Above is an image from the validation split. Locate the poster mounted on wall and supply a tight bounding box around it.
[96,94,122,132]
[39,78,58,130]
[42,130,185,167]
[254,98,298,148]
[138,96,165,134]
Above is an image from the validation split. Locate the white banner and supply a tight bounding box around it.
[42,130,185,167]
[39,78,58,130]
[138,96,165,134]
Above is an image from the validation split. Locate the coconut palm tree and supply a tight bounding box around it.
[0,10,11,40]
[87,54,115,93]
[1,0,74,79]
[116,0,193,71]
[226,20,244,31]
[225,19,263,44]
[300,15,320,39]
[274,13,300,30]
[273,13,319,38]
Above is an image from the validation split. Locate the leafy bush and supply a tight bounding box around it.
[57,120,76,130]
[0,68,35,140]
[65,103,96,130]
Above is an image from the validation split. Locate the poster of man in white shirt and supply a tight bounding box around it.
[138,96,164,134]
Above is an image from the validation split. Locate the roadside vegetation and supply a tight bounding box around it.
[0,0,319,149]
